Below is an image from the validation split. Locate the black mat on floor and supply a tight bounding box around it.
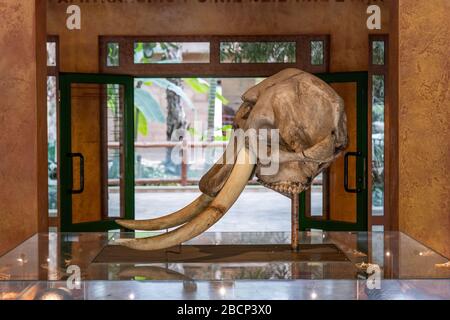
[93,244,349,263]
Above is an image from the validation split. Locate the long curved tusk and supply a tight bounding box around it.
[115,147,255,251]
[116,194,213,231]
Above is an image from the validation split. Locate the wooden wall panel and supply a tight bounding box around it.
[328,83,357,223]
[70,84,103,223]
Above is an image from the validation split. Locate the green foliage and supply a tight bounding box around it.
[116,41,236,139]
[372,75,385,112]
[311,41,324,65]
[372,103,384,124]
[371,75,385,207]
[134,42,181,64]
[133,77,232,138]
[214,135,229,142]
[107,43,119,66]
[372,187,384,207]
[220,42,296,63]
[48,141,56,167]
[107,84,119,114]
[183,78,229,105]
[135,157,178,180]
[149,78,195,110]
[137,110,148,136]
[187,124,233,141]
[372,41,385,65]
[134,87,166,124]
[371,74,386,208]
[183,78,208,94]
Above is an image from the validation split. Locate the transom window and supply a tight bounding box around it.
[100,35,330,76]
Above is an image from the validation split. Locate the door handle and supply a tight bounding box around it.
[344,151,363,193]
[68,153,84,194]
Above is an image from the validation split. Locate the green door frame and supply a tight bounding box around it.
[59,73,135,232]
[59,71,367,232]
[299,71,369,231]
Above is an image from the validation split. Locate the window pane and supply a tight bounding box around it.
[133,77,290,232]
[371,225,384,267]
[372,41,385,65]
[106,84,123,217]
[372,225,384,232]
[311,173,323,217]
[372,75,385,216]
[107,42,120,67]
[311,40,324,65]
[47,76,57,216]
[134,42,210,64]
[47,42,56,66]
[220,42,296,63]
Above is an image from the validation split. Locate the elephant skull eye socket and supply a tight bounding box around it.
[236,101,254,120]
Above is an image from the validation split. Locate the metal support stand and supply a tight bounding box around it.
[291,193,300,251]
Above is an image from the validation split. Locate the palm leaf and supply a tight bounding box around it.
[137,111,148,136]
[150,78,195,110]
[183,78,230,105]
[183,78,209,94]
[215,92,229,105]
[134,88,166,123]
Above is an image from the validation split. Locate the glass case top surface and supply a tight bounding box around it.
[0,231,449,282]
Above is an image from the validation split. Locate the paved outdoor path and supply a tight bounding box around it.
[134,189,291,232]
[110,186,323,232]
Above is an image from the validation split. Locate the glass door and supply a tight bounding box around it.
[59,74,134,231]
[299,72,368,231]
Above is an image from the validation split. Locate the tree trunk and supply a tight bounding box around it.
[165,78,186,174]
[206,78,217,141]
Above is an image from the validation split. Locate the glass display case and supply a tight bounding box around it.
[0,232,449,300]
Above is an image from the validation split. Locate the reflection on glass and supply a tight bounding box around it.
[372,75,384,215]
[47,42,56,66]
[134,42,210,64]
[107,42,119,67]
[372,41,385,65]
[47,76,57,216]
[311,173,323,217]
[3,231,450,285]
[310,40,324,65]
[107,84,123,218]
[220,42,296,63]
[133,77,254,187]
[372,225,384,232]
[132,78,294,232]
[371,225,384,267]
[135,147,181,182]
[186,145,225,180]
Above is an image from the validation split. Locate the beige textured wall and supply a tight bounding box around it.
[0,0,48,256]
[398,0,450,258]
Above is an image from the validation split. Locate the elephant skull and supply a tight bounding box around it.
[116,68,348,250]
